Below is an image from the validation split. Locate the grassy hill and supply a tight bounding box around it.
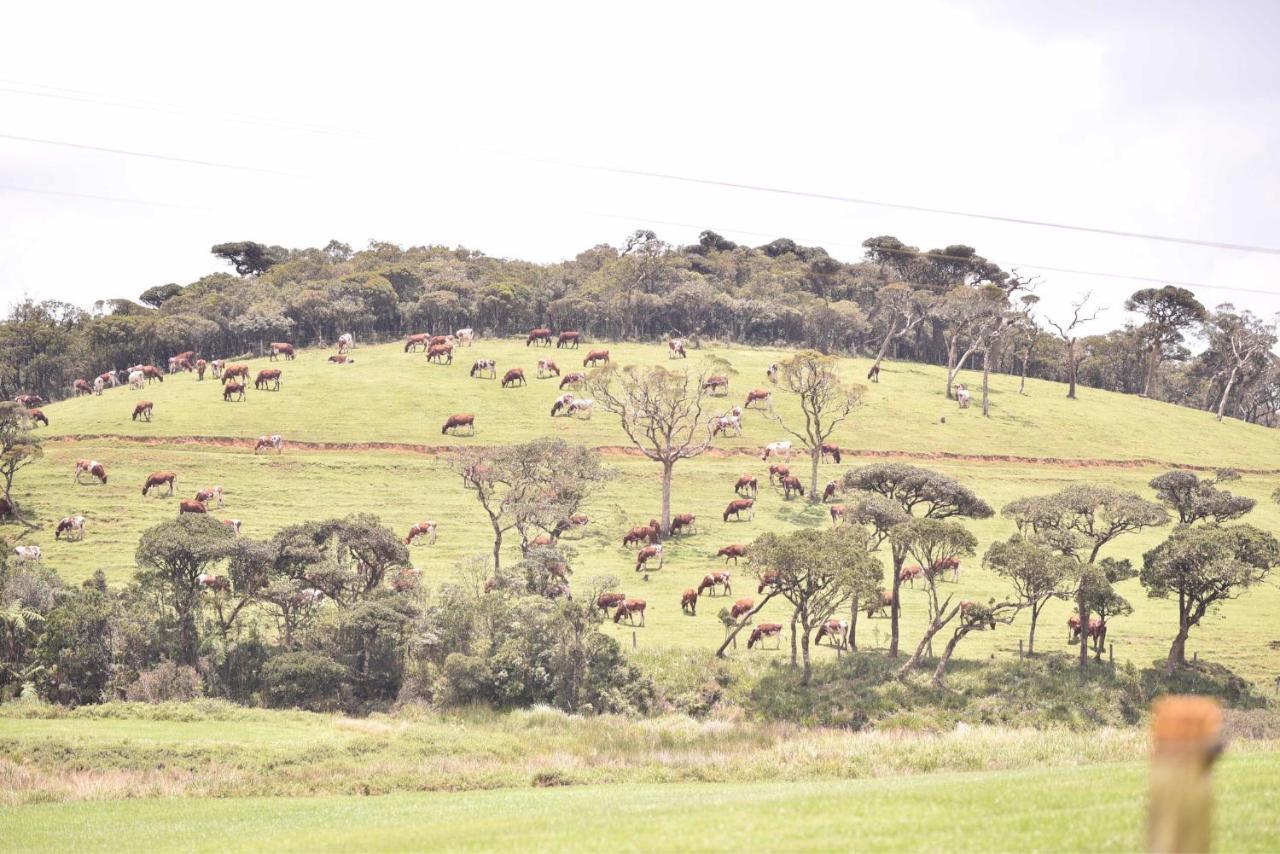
[11,338,1280,683]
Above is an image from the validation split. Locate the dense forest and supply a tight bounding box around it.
[2,232,1277,424]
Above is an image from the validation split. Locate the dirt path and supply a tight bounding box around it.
[44,433,1275,474]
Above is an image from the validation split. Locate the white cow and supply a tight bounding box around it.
[129,370,145,390]
[766,363,779,384]
[14,545,41,562]
[761,441,792,461]
[455,328,474,346]
[337,333,354,353]
[955,384,972,409]
[712,415,742,437]
[568,398,594,419]
[255,434,285,455]
[55,515,86,541]
[222,519,242,536]
[93,376,105,395]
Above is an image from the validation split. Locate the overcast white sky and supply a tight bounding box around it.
[2,0,1278,334]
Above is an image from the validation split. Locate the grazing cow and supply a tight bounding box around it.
[954,384,971,409]
[702,375,729,396]
[99,370,121,388]
[328,354,355,364]
[14,394,44,408]
[583,349,610,367]
[717,544,747,564]
[428,335,452,348]
[867,363,881,383]
[337,333,354,353]
[669,513,696,535]
[221,364,249,383]
[829,504,846,526]
[622,521,659,546]
[501,367,526,387]
[169,356,194,374]
[567,398,594,418]
[596,591,626,616]
[729,597,755,620]
[822,480,839,502]
[470,359,497,379]
[567,513,590,529]
[613,598,646,626]
[765,363,779,384]
[210,359,225,379]
[255,369,282,391]
[223,381,247,401]
[747,623,783,649]
[865,589,895,618]
[744,389,772,409]
[455,328,474,346]
[404,520,439,546]
[255,434,285,454]
[197,572,230,592]
[404,333,429,352]
[734,474,758,497]
[559,372,586,390]
[668,338,687,359]
[55,515,86,541]
[681,588,698,615]
[132,401,154,422]
[767,464,790,485]
[556,331,581,349]
[442,413,476,436]
[427,343,454,365]
[820,443,842,464]
[710,414,742,437]
[27,409,49,427]
[761,441,792,462]
[195,486,224,508]
[0,496,12,521]
[179,499,207,515]
[550,393,576,417]
[93,376,105,395]
[781,475,805,500]
[930,556,961,583]
[74,459,108,484]
[14,545,42,563]
[129,370,145,390]
[1067,614,1107,645]
[142,471,178,497]
[222,519,242,536]
[195,359,207,380]
[899,565,923,587]
[74,378,93,396]
[141,365,164,384]
[537,358,560,378]
[698,571,732,596]
[270,342,295,361]
[527,328,553,347]
[815,619,849,649]
[723,498,755,522]
[634,543,663,571]
[757,570,780,594]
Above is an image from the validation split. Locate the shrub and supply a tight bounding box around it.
[261,651,348,711]
[124,661,203,703]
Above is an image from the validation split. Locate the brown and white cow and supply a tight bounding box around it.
[613,598,646,626]
[328,354,355,364]
[142,471,178,497]
[698,571,732,596]
[622,521,659,546]
[744,388,772,409]
[455,328,474,347]
[781,475,805,500]
[634,543,663,571]
[195,486,224,508]
[582,349,609,367]
[55,515,86,541]
[820,443,842,464]
[559,372,586,390]
[197,572,230,592]
[728,597,755,621]
[270,342,295,361]
[404,521,438,546]
[822,480,839,502]
[337,333,354,353]
[668,338,687,359]
[734,474,758,497]
[141,365,165,384]
[27,409,49,427]
[222,519,242,536]
[762,441,792,462]
[767,464,790,486]
[757,570,780,594]
[14,393,44,408]
[865,589,895,618]
[702,375,729,396]
[255,369,282,391]
[550,393,576,417]
[427,343,454,365]
[255,434,284,454]
[74,459,108,485]
[537,358,560,378]
[669,513,696,535]
[195,359,207,381]
[442,413,475,436]
[470,359,497,379]
[829,504,846,526]
[73,378,93,396]
[221,364,249,383]
[747,623,783,649]
[404,333,429,353]
[815,619,849,649]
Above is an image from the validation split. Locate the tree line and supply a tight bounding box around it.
[2,233,1276,424]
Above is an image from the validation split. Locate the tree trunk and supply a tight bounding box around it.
[1216,365,1240,422]
[1019,351,1030,395]
[800,626,812,685]
[898,615,943,677]
[1066,339,1079,399]
[1166,627,1190,675]
[789,612,798,669]
[1077,593,1089,671]
[981,348,992,417]
[1027,601,1040,656]
[808,447,820,503]
[931,628,968,686]
[1142,344,1159,398]
[889,547,905,657]
[492,527,503,572]
[848,597,859,651]
[945,339,958,398]
[660,459,674,535]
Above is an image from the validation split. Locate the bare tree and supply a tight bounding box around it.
[866,283,932,377]
[1046,293,1103,399]
[587,364,716,535]
[769,351,862,501]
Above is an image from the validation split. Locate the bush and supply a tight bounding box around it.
[261,651,348,711]
[125,661,203,703]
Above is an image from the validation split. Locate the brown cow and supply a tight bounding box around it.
[698,571,732,596]
[767,464,790,485]
[270,342,295,361]
[583,349,609,367]
[865,589,895,618]
[74,459,108,484]
[223,381,246,401]
[1067,614,1107,645]
[14,394,44,407]
[822,480,839,502]
[820,443,842,464]
[899,565,924,586]
[723,498,754,522]
[131,401,154,422]
[537,358,560,378]
[829,504,846,526]
[930,556,962,583]
[195,486,224,508]
[613,598,646,625]
[527,328,553,346]
[0,496,13,521]
[744,388,771,409]
[141,365,165,384]
[634,544,664,571]
[255,369,282,391]
[27,409,48,427]
[196,359,207,380]
[404,333,429,352]
[747,623,783,649]
[179,499,207,515]
[702,375,729,395]
[622,522,659,547]
[428,335,451,348]
[255,434,284,454]
[867,364,881,383]
[556,331,581,349]
[221,364,249,383]
[757,570,780,594]
[734,474,758,497]
[781,475,805,500]
[716,544,747,564]
[559,372,586,390]
[427,343,454,364]
[328,354,355,364]
[681,588,698,616]
[442,413,476,436]
[596,591,626,615]
[728,597,755,620]
[73,378,94,396]
[501,368,526,387]
[142,471,178,497]
[669,513,696,535]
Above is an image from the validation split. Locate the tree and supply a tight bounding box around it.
[1046,293,1103,399]
[1003,486,1168,669]
[0,402,42,506]
[586,364,716,535]
[983,535,1075,655]
[135,516,237,666]
[1125,286,1206,398]
[138,283,184,309]
[1201,306,1277,422]
[937,285,1004,399]
[769,351,862,500]
[748,526,881,684]
[836,492,909,648]
[841,464,992,656]
[211,241,286,277]
[271,515,410,607]
[865,282,932,374]
[1141,524,1279,674]
[452,439,607,570]
[890,519,980,677]
[1149,470,1255,526]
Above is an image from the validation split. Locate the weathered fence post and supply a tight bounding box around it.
[1018,639,1024,659]
[631,631,637,650]
[1147,696,1223,853]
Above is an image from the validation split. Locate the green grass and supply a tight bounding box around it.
[10,339,1280,683]
[3,751,1277,852]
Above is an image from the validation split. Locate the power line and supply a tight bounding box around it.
[0,183,218,212]
[0,133,300,177]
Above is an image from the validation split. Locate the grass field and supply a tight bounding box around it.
[9,338,1280,683]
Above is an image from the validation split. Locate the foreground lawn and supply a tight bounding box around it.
[3,752,1276,852]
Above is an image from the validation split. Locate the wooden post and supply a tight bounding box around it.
[631,631,637,650]
[1147,696,1223,853]
[1019,639,1024,659]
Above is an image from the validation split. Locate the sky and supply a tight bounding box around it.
[2,0,1278,335]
